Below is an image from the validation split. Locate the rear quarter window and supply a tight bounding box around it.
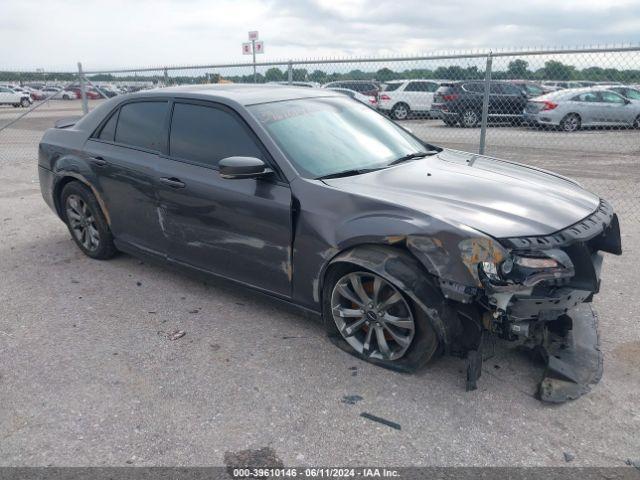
[98,110,118,141]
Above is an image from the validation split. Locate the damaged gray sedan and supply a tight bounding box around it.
[38,85,621,402]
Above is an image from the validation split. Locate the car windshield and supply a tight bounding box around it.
[249,96,428,179]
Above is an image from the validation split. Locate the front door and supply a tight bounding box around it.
[155,100,293,297]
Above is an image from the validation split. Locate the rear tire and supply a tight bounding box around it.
[560,113,581,132]
[322,264,440,372]
[391,103,410,121]
[634,115,640,129]
[60,182,117,260]
[460,109,480,127]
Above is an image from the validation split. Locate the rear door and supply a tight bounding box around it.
[403,81,438,112]
[497,83,527,115]
[84,100,170,255]
[155,100,293,296]
[572,92,600,125]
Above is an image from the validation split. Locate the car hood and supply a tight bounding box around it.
[322,149,600,239]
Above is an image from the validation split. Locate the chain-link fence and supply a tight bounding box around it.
[1,45,639,224]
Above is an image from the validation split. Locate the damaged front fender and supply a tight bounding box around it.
[328,244,456,350]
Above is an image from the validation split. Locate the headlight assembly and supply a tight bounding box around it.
[479,249,575,290]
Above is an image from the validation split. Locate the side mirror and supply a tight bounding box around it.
[219,156,272,179]
[624,98,631,105]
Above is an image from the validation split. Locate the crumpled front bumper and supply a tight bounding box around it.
[537,304,602,403]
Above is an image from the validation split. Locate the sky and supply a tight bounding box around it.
[2,0,640,71]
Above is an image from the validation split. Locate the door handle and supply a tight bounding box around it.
[89,156,107,167]
[159,177,186,189]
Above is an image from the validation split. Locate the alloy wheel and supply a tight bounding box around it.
[65,194,100,252]
[331,271,415,361]
[562,115,580,132]
[462,110,479,127]
[393,104,408,120]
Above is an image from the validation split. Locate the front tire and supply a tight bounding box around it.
[322,266,439,372]
[391,103,410,120]
[20,97,30,107]
[60,182,117,260]
[634,115,640,129]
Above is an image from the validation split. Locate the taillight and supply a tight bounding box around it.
[442,94,459,101]
[368,97,377,105]
[379,94,391,101]
[540,101,558,111]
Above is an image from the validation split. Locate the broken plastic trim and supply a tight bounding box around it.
[537,305,603,403]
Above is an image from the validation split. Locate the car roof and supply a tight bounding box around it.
[130,84,340,106]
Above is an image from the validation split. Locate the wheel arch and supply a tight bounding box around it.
[392,101,410,111]
[319,243,455,348]
[53,174,111,226]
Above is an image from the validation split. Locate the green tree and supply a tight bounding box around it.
[309,70,328,83]
[507,59,529,78]
[376,67,395,81]
[291,68,308,81]
[542,60,575,80]
[264,68,284,82]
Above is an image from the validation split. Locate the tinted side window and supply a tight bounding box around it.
[405,82,426,92]
[500,84,521,95]
[574,92,599,102]
[169,103,262,168]
[114,101,168,151]
[98,110,118,141]
[600,91,625,104]
[525,84,544,96]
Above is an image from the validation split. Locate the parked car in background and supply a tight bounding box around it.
[524,87,640,132]
[26,87,47,101]
[61,89,79,100]
[322,80,380,99]
[325,87,377,107]
[432,81,527,127]
[0,86,31,107]
[94,86,119,98]
[268,81,320,88]
[542,81,570,91]
[509,80,547,98]
[606,86,640,101]
[65,87,101,100]
[377,79,443,120]
[40,86,64,99]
